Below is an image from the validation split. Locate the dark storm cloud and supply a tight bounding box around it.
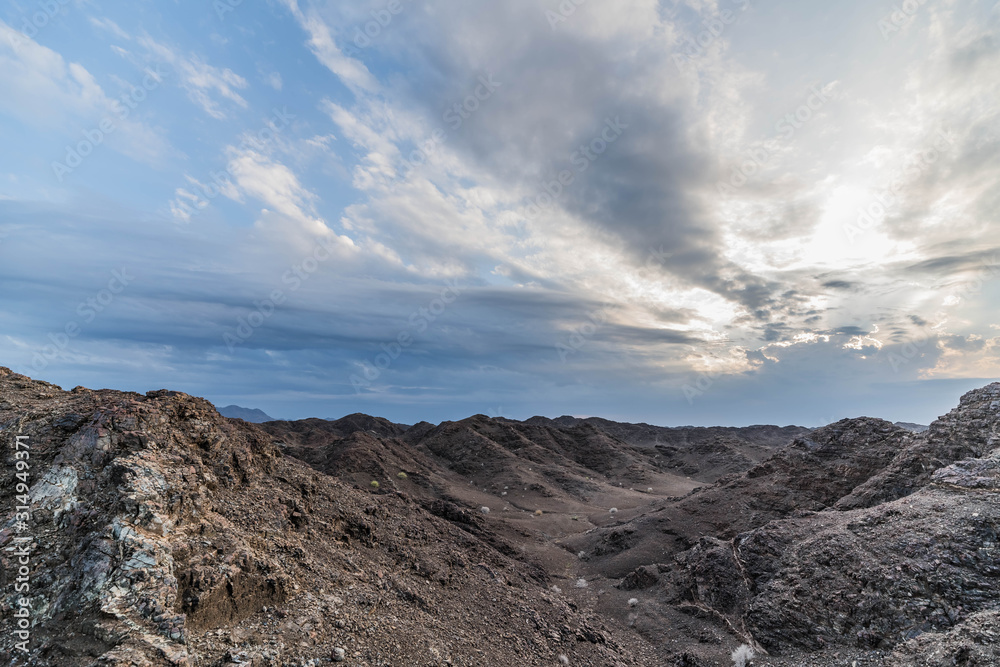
[368,0,792,319]
[822,280,859,291]
[939,334,986,352]
[904,249,1000,275]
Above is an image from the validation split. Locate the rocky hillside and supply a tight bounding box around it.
[1,368,999,666]
[0,369,657,666]
[569,385,1000,666]
[521,418,812,483]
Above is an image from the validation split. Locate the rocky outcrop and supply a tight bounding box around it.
[563,418,911,577]
[616,384,1000,664]
[837,384,1000,509]
[659,464,1000,656]
[0,378,280,665]
[2,367,999,666]
[887,610,1000,666]
[0,369,657,666]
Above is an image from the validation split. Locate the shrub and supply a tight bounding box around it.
[609,507,618,515]
[397,472,408,479]
[575,578,588,588]
[370,480,380,489]
[480,506,490,515]
[628,597,639,607]
[534,509,543,516]
[731,644,755,667]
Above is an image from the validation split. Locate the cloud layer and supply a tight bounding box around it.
[0,1,998,425]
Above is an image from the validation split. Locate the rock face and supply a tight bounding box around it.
[563,418,912,577]
[2,367,999,667]
[0,369,656,666]
[893,421,930,433]
[584,384,1000,665]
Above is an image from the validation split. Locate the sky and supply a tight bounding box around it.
[1,0,999,427]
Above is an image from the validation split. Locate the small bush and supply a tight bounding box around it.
[609,507,618,515]
[575,578,588,588]
[558,655,570,665]
[370,480,380,489]
[480,506,490,515]
[731,644,755,667]
[396,472,408,479]
[628,597,639,607]
[534,509,543,516]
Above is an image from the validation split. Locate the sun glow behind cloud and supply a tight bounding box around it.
[0,0,998,425]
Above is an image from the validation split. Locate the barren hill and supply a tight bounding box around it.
[1,368,999,666]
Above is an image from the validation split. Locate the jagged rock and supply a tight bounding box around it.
[563,417,911,577]
[646,385,1000,661]
[931,457,1000,490]
[0,369,659,665]
[3,368,999,666]
[837,384,1000,509]
[617,565,660,591]
[887,609,1000,666]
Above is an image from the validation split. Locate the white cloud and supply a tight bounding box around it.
[0,19,172,166]
[263,70,283,91]
[138,35,249,119]
[226,148,322,228]
[278,0,378,93]
[88,17,130,40]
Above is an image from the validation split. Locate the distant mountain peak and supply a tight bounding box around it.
[217,404,274,423]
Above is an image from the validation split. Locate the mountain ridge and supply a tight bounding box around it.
[1,368,998,666]
[216,405,274,424]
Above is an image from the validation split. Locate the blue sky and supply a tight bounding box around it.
[1,0,999,427]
